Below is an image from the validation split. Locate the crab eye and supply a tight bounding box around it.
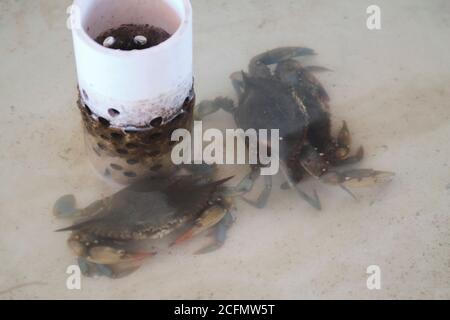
[117,250,126,256]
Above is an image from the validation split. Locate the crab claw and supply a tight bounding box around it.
[322,169,395,188]
[86,246,155,265]
[171,205,227,247]
[304,66,333,73]
[337,121,351,150]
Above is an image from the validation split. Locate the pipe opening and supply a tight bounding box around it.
[80,0,184,49]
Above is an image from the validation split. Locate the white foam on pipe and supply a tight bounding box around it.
[71,0,193,128]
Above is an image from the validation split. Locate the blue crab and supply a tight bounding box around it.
[197,47,394,209]
[54,166,235,278]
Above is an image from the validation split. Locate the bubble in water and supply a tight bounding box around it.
[103,36,115,48]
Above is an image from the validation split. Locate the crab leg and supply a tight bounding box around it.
[77,257,116,279]
[249,47,315,78]
[322,169,395,190]
[279,161,322,210]
[53,195,107,220]
[304,66,333,73]
[221,166,273,209]
[53,194,78,218]
[195,100,220,120]
[341,169,395,188]
[195,97,235,120]
[171,205,228,247]
[240,175,273,209]
[77,257,147,279]
[86,246,156,265]
[221,166,260,197]
[235,166,262,194]
[250,47,316,68]
[293,185,321,211]
[230,71,245,98]
[195,210,235,255]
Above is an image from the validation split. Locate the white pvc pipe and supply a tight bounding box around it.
[71,0,193,128]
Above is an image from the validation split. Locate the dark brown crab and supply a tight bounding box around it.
[54,166,234,278]
[197,47,394,209]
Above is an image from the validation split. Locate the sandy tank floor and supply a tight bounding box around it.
[0,0,449,299]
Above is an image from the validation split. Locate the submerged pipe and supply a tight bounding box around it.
[71,0,194,184]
